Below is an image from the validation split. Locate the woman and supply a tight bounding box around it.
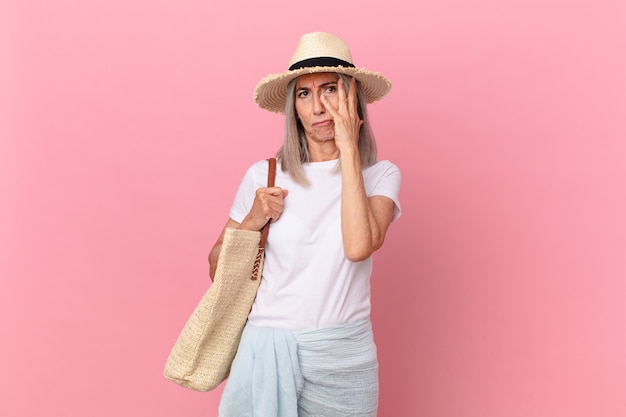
[209,32,401,417]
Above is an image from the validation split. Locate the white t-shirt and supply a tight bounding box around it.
[229,158,401,331]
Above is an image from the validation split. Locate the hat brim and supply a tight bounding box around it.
[254,66,392,113]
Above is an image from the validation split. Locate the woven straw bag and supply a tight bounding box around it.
[163,158,276,391]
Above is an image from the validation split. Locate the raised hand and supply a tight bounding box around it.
[321,76,363,154]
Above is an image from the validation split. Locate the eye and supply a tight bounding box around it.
[297,90,309,98]
[324,85,337,94]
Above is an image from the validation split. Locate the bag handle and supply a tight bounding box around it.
[251,158,276,281]
[259,158,276,249]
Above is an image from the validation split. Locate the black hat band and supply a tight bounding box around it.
[289,57,355,71]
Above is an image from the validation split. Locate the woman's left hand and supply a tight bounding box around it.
[321,76,363,154]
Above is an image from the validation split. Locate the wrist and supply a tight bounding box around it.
[339,146,361,167]
[337,141,359,158]
[239,218,261,231]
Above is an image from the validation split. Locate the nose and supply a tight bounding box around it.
[312,93,326,115]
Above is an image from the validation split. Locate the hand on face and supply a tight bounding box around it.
[321,76,363,153]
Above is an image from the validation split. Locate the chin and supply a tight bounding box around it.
[318,131,337,142]
[316,136,336,143]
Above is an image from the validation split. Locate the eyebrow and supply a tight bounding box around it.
[296,81,338,92]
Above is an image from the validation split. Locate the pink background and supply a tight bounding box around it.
[2,0,625,416]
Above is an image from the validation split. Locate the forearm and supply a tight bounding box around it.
[340,150,382,262]
[208,218,241,281]
[208,243,221,280]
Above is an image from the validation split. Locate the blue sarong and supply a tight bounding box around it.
[218,319,379,417]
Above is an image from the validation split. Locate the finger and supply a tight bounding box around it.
[347,77,357,116]
[269,188,288,200]
[266,203,284,223]
[268,197,284,211]
[337,76,347,108]
[321,94,339,118]
[341,77,353,116]
[269,190,287,206]
[266,186,285,196]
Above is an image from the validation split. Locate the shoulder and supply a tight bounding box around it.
[366,159,399,171]
[247,158,274,171]
[363,160,402,201]
[364,160,402,220]
[241,159,274,182]
[363,160,401,179]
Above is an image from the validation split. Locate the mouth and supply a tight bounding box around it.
[312,120,333,127]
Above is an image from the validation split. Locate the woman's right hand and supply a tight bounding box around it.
[239,187,289,231]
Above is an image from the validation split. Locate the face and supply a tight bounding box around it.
[294,72,340,144]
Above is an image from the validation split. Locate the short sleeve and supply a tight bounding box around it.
[229,160,268,223]
[364,160,402,222]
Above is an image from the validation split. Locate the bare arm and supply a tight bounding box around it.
[322,77,396,261]
[340,151,395,261]
[208,218,241,281]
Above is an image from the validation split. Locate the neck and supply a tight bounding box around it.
[307,139,340,162]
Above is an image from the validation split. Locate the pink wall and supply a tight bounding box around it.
[2,1,625,416]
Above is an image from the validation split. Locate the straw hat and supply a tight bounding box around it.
[254,32,392,113]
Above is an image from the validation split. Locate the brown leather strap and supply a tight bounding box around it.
[259,158,276,249]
